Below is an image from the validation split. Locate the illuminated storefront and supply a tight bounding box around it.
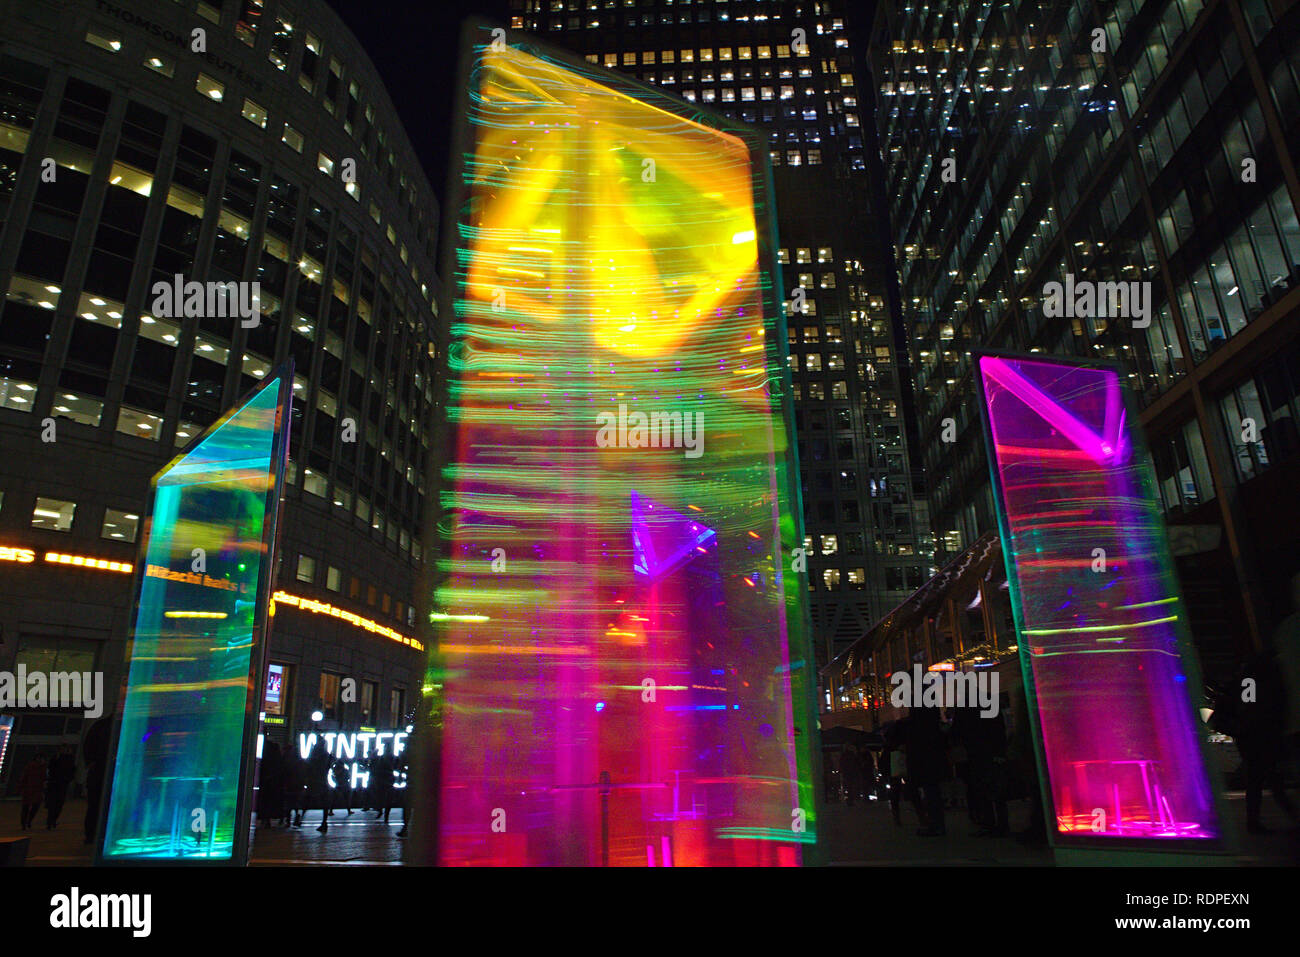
[416,25,817,867]
[294,729,410,790]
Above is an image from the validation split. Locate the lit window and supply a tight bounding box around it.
[296,554,316,583]
[174,420,200,445]
[281,124,304,152]
[196,73,224,101]
[0,377,38,412]
[242,98,268,128]
[33,497,76,532]
[85,31,122,54]
[116,405,162,441]
[326,566,342,592]
[237,0,264,45]
[101,508,140,543]
[143,53,176,77]
[318,152,335,175]
[197,1,221,23]
[51,391,103,427]
[303,467,327,497]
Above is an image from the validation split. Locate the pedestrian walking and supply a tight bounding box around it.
[841,745,863,806]
[18,752,47,830]
[44,745,76,829]
[283,750,306,827]
[82,716,112,845]
[307,737,333,833]
[1220,648,1298,833]
[904,707,948,836]
[372,748,395,823]
[257,741,286,828]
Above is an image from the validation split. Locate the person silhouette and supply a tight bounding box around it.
[307,737,333,833]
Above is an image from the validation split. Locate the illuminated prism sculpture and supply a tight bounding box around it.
[413,23,817,867]
[98,369,291,863]
[975,352,1221,848]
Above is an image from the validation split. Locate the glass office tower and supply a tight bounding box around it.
[510,0,933,676]
[873,0,1300,677]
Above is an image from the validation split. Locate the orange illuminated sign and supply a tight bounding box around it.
[271,590,424,652]
[46,552,133,573]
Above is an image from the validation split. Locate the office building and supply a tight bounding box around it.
[871,0,1300,678]
[511,0,933,671]
[0,0,440,790]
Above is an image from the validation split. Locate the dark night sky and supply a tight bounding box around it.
[324,0,509,198]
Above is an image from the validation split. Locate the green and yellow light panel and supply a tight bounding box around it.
[424,26,817,866]
[99,371,291,863]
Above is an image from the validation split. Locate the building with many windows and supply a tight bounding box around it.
[510,0,933,672]
[871,0,1300,680]
[0,0,440,792]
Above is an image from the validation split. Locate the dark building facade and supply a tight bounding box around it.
[0,0,440,793]
[511,0,933,674]
[870,0,1300,680]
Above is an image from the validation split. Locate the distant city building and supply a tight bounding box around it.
[0,0,440,790]
[870,0,1300,679]
[511,0,933,670]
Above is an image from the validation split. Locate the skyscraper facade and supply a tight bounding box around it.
[0,0,440,790]
[511,0,931,671]
[871,0,1300,678]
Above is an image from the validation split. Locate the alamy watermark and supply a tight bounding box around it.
[1042,273,1152,328]
[596,403,703,459]
[151,273,260,327]
[890,664,999,717]
[0,666,103,718]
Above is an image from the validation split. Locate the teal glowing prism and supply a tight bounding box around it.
[98,369,291,863]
